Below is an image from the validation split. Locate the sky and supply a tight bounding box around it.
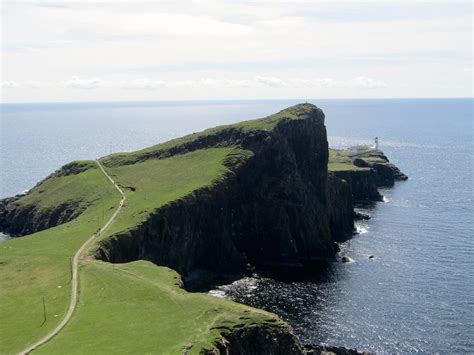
[0,0,472,103]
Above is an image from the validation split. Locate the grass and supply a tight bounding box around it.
[102,103,319,167]
[351,150,387,163]
[1,104,321,352]
[13,161,101,211]
[36,261,279,355]
[0,166,119,354]
[0,147,277,354]
[328,149,369,172]
[96,147,252,244]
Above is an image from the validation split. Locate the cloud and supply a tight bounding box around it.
[4,76,388,92]
[63,76,103,89]
[349,76,388,89]
[308,76,387,89]
[112,13,252,37]
[120,78,166,90]
[0,81,21,89]
[254,76,287,87]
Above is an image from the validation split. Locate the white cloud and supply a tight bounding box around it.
[308,76,387,89]
[111,13,252,37]
[120,78,166,90]
[3,76,389,92]
[313,78,340,88]
[254,76,287,87]
[349,76,388,89]
[63,76,103,89]
[1,0,471,101]
[285,77,387,89]
[0,81,21,89]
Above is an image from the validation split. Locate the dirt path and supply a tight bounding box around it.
[19,160,125,354]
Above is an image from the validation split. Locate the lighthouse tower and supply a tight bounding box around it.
[374,137,379,150]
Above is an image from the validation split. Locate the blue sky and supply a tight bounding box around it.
[1,0,472,102]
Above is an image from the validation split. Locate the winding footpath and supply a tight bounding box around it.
[19,160,125,354]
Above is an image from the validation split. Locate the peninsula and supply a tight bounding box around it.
[0,104,406,354]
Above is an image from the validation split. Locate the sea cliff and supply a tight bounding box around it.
[96,104,340,277]
[0,103,406,354]
[0,103,407,279]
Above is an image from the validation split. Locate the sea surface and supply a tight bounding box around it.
[1,99,472,353]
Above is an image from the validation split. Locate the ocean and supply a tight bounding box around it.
[1,98,472,352]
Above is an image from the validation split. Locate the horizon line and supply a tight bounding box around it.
[1,97,473,106]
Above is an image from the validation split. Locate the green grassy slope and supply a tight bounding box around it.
[0,166,119,354]
[328,149,370,172]
[13,161,99,212]
[96,147,252,245]
[1,147,276,354]
[37,261,279,355]
[2,105,318,353]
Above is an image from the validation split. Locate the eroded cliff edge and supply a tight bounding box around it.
[96,104,345,277]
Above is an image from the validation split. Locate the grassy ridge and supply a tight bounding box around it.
[96,147,251,245]
[0,166,119,354]
[102,103,318,167]
[1,147,276,354]
[13,162,101,211]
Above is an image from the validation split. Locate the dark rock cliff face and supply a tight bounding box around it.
[331,151,408,204]
[0,161,96,237]
[96,106,345,277]
[353,151,408,187]
[328,175,355,242]
[331,169,383,202]
[207,324,305,355]
[0,196,84,237]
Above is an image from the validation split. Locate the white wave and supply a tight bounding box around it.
[208,289,227,298]
[356,225,369,234]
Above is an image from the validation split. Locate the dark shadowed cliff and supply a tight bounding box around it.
[0,104,407,281]
[96,104,348,277]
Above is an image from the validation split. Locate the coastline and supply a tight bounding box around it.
[0,104,407,353]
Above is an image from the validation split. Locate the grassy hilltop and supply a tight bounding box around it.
[1,106,318,354]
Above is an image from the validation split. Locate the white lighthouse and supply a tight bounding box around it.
[374,137,379,150]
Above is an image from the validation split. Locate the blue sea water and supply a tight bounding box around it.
[0,98,472,353]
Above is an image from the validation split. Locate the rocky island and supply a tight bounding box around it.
[0,104,406,354]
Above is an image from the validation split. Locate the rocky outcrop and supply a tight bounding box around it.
[97,105,341,276]
[353,151,407,187]
[331,169,382,202]
[328,175,354,242]
[0,196,85,237]
[207,324,305,355]
[304,344,361,355]
[331,150,407,203]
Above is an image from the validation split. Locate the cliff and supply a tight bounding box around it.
[208,323,305,355]
[329,149,407,203]
[0,161,97,236]
[96,103,340,277]
[0,104,407,278]
[0,103,407,354]
[352,150,408,186]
